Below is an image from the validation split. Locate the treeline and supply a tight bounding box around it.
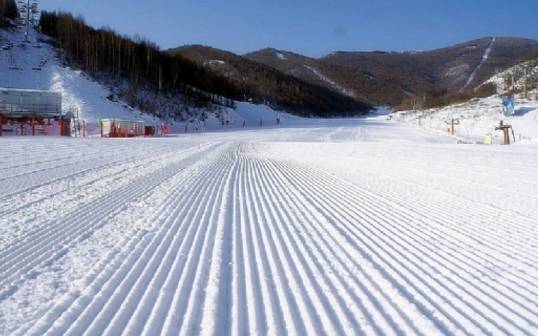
[171,46,372,116]
[396,83,497,111]
[0,0,18,26]
[232,58,371,116]
[39,11,241,108]
[40,11,371,117]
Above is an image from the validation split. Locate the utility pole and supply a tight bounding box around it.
[445,118,460,136]
[523,65,529,99]
[23,0,39,42]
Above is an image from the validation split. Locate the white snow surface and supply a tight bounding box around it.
[1,115,538,335]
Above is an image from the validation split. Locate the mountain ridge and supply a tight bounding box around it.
[174,36,538,106]
[168,45,372,116]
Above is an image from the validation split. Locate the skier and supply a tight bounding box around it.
[502,96,515,116]
[160,122,169,136]
[243,120,246,128]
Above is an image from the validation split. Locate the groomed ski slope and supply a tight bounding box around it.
[1,118,538,335]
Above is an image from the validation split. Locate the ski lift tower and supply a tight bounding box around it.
[23,0,39,43]
[23,0,30,42]
[30,1,40,26]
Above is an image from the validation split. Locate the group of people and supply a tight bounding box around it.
[239,117,281,128]
[179,116,283,133]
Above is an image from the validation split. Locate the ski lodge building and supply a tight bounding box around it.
[0,87,71,136]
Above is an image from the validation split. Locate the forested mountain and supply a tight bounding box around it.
[39,11,240,110]
[168,45,371,116]
[37,11,371,117]
[9,9,538,115]
[0,0,18,26]
[246,38,538,106]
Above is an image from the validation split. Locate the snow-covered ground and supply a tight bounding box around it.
[395,91,538,144]
[1,116,537,335]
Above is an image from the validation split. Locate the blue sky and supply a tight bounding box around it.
[40,0,538,57]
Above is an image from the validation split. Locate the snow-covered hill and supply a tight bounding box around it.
[1,26,292,135]
[483,57,538,94]
[0,28,159,125]
[394,91,538,144]
[394,56,538,145]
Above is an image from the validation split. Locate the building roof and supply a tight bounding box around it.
[0,87,62,95]
[0,87,63,118]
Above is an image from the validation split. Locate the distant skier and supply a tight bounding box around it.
[259,119,263,127]
[502,95,515,116]
[160,122,169,136]
[243,120,246,128]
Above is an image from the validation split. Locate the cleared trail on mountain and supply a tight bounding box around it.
[463,37,496,90]
[1,122,537,335]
